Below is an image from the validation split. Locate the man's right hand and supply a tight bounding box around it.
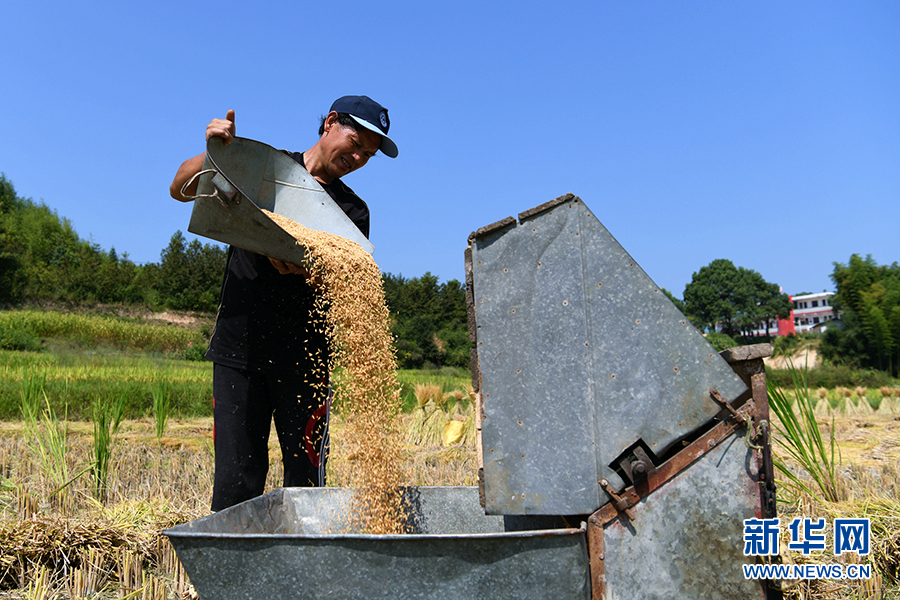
[170,109,236,201]
[207,109,236,144]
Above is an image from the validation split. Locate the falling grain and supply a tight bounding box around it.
[264,210,406,534]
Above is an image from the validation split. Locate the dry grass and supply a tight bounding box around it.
[771,401,900,600]
[0,408,480,598]
[3,384,899,598]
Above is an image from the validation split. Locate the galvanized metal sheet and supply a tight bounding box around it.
[188,136,374,257]
[603,428,767,599]
[469,195,748,515]
[165,486,590,600]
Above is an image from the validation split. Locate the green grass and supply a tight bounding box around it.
[0,309,205,353]
[397,367,472,413]
[1,349,213,420]
[766,362,899,389]
[768,363,842,503]
[1,309,476,420]
[2,354,473,421]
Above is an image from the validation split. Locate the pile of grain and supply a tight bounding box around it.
[264,210,406,534]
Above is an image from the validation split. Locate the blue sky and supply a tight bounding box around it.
[2,1,897,298]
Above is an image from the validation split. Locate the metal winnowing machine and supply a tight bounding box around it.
[165,188,781,600]
[466,193,780,599]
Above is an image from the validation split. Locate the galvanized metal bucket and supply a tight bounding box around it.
[165,486,590,600]
[186,136,374,266]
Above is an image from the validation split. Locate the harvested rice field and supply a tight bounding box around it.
[0,405,479,599]
[1,377,899,598]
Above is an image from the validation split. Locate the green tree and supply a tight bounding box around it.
[682,259,791,338]
[382,272,469,369]
[0,175,27,302]
[683,259,742,333]
[157,231,225,312]
[822,254,900,375]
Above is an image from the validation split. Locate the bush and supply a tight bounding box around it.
[705,332,739,352]
[180,341,208,362]
[0,324,43,352]
[766,363,898,389]
[772,332,817,357]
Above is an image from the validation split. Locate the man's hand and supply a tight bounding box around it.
[268,257,324,288]
[170,109,237,201]
[207,109,236,145]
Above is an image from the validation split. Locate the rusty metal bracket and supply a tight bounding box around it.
[587,511,607,600]
[599,479,635,521]
[757,419,778,518]
[594,397,759,526]
[710,387,743,422]
[615,445,658,485]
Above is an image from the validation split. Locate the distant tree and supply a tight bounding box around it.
[821,254,900,375]
[682,259,791,338]
[0,174,225,310]
[157,231,226,312]
[382,272,469,369]
[662,288,686,313]
[0,175,26,302]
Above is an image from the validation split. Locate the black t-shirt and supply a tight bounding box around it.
[205,151,370,373]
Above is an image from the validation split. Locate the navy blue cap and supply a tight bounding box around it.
[330,95,398,158]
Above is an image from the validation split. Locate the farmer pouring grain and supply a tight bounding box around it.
[169,96,398,511]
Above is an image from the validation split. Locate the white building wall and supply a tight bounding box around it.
[792,292,837,333]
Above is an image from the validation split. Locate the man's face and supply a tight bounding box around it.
[319,112,382,181]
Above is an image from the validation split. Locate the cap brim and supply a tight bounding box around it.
[348,114,398,158]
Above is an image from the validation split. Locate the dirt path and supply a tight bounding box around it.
[764,347,820,369]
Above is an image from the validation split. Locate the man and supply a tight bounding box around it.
[170,95,397,511]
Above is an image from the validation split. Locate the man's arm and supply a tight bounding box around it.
[169,109,236,202]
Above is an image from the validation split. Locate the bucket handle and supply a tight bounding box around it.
[181,168,240,207]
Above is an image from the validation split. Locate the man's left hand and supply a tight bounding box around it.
[268,257,323,288]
